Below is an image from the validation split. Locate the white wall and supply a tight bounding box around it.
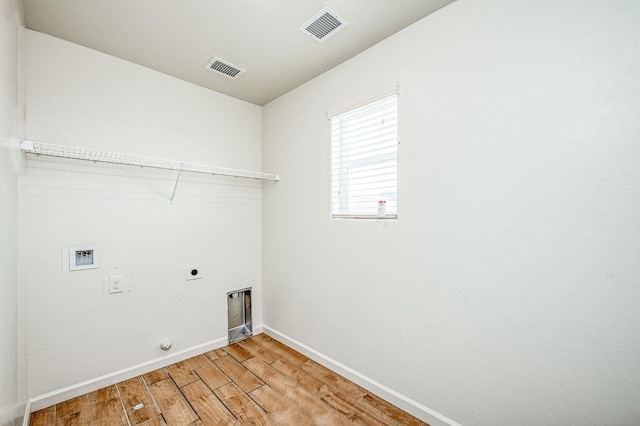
[262,1,640,425]
[21,30,264,398]
[0,0,25,424]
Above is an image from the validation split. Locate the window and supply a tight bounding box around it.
[329,84,398,219]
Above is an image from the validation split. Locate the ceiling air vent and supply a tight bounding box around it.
[205,57,245,79]
[299,7,348,43]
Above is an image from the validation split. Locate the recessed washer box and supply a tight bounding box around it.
[228,287,252,343]
[69,246,98,271]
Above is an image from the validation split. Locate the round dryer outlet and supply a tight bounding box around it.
[185,265,202,281]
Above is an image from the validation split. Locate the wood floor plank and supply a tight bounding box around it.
[249,385,312,425]
[188,354,232,390]
[187,354,216,371]
[87,385,119,404]
[32,334,427,426]
[55,395,88,418]
[167,360,199,387]
[90,401,128,426]
[214,355,264,393]
[117,376,160,425]
[137,415,168,426]
[251,334,308,367]
[242,358,297,397]
[300,358,368,401]
[269,359,296,377]
[322,392,390,426]
[213,382,269,425]
[54,395,91,425]
[237,338,278,364]
[148,378,198,426]
[193,360,232,391]
[29,406,55,426]
[180,379,238,425]
[88,385,128,425]
[223,342,254,362]
[270,359,330,397]
[55,412,85,426]
[244,358,346,425]
[358,392,429,426]
[203,348,227,362]
[288,386,352,425]
[143,368,169,386]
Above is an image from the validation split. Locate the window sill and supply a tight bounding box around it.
[331,214,398,220]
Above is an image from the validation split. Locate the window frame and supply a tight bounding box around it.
[328,84,399,220]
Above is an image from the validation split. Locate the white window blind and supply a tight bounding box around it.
[329,84,398,219]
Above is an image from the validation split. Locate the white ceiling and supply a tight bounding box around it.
[22,0,455,106]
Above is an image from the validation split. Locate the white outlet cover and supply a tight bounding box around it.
[109,275,123,294]
[185,265,202,281]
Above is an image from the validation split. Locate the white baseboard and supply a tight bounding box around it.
[28,325,263,412]
[262,326,461,426]
[26,324,458,426]
[22,399,30,426]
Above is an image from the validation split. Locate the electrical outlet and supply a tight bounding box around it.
[109,275,123,294]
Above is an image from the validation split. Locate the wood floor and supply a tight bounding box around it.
[29,333,428,425]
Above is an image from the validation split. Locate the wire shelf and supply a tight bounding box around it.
[21,140,280,203]
[20,140,280,181]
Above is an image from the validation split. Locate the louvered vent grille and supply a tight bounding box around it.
[305,13,341,39]
[299,7,348,43]
[205,57,245,79]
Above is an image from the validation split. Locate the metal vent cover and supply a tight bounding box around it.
[299,7,348,43]
[205,57,245,79]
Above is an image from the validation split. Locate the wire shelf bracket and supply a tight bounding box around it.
[21,140,280,203]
